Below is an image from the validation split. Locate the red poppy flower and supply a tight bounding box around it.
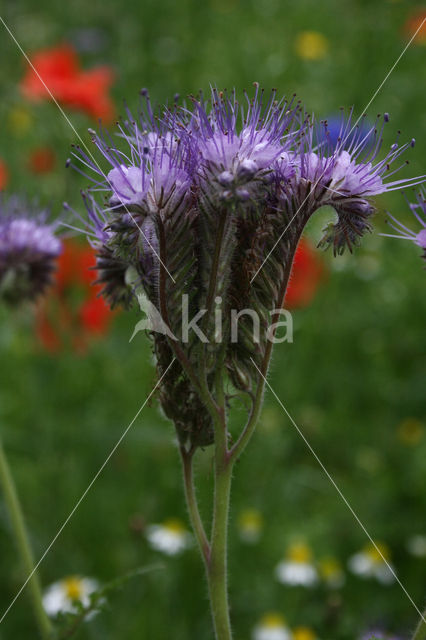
[285,238,325,308]
[36,239,114,353]
[21,44,115,122]
[404,9,426,44]
[28,147,56,174]
[0,159,9,190]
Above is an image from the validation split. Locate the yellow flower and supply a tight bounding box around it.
[8,106,33,136]
[295,31,329,61]
[293,626,317,640]
[287,542,312,563]
[397,418,424,445]
[319,556,345,588]
[238,508,264,543]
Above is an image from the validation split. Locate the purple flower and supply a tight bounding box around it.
[278,113,425,254]
[384,189,426,261]
[0,197,62,305]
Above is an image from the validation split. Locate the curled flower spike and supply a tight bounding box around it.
[0,196,62,306]
[384,188,426,262]
[277,111,424,255]
[69,86,425,448]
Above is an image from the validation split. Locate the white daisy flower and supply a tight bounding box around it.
[252,612,291,640]
[146,518,192,555]
[348,542,395,584]
[318,557,345,588]
[238,508,264,544]
[407,535,426,558]
[275,542,318,587]
[42,576,99,617]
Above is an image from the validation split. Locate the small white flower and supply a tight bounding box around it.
[407,535,426,557]
[348,542,395,584]
[237,508,264,544]
[42,576,99,617]
[252,613,291,640]
[146,518,192,556]
[275,542,318,587]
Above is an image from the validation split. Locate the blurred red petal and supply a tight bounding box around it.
[404,10,426,44]
[79,296,111,334]
[28,147,56,174]
[0,159,9,190]
[285,238,325,308]
[20,43,115,121]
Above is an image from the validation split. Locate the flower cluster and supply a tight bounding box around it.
[70,86,424,448]
[0,196,62,306]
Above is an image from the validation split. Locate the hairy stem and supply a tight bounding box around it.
[412,611,426,640]
[180,446,210,563]
[207,450,233,640]
[0,440,52,639]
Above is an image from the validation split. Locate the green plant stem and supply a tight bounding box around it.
[0,440,52,639]
[180,446,210,563]
[412,611,426,640]
[207,448,233,640]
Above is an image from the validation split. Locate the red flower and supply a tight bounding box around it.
[404,9,426,44]
[0,158,9,190]
[285,238,325,308]
[21,44,115,122]
[36,239,113,353]
[28,147,56,174]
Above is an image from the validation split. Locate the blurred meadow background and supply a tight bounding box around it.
[0,0,426,638]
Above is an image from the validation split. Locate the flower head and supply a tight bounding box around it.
[318,556,345,588]
[237,508,264,544]
[348,542,395,585]
[0,197,62,306]
[275,542,318,587]
[384,189,426,262]
[146,518,192,555]
[42,575,99,617]
[252,612,291,640]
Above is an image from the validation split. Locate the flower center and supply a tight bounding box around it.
[63,577,84,601]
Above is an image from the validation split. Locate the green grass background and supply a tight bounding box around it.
[0,0,426,638]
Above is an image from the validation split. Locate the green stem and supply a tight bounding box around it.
[0,440,52,639]
[180,446,210,564]
[412,610,426,640]
[207,449,233,640]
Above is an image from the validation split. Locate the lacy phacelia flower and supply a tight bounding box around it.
[384,189,426,262]
[252,613,291,640]
[42,576,99,617]
[284,112,423,255]
[69,86,424,448]
[275,542,318,587]
[348,542,395,585]
[237,508,264,544]
[146,518,192,555]
[0,198,62,306]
